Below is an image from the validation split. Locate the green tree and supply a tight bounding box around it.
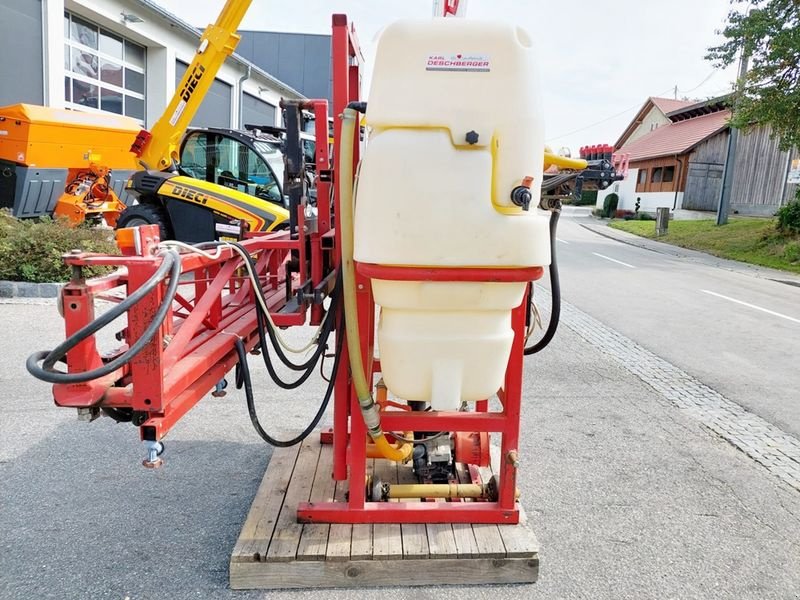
[707,0,800,151]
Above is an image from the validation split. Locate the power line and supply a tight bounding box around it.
[546,69,724,143]
[546,86,673,142]
[678,69,718,94]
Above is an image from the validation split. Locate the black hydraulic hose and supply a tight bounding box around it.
[256,295,334,373]
[524,209,561,355]
[197,240,336,372]
[26,250,181,384]
[254,289,338,390]
[234,308,345,447]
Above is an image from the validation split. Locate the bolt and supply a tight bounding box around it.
[465,130,480,145]
[507,450,520,468]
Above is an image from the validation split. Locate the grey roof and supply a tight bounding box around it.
[131,0,305,99]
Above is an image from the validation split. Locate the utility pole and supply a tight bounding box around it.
[716,51,749,225]
[674,85,678,100]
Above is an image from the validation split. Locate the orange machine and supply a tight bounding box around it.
[0,104,140,224]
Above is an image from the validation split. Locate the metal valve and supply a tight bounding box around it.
[510,176,534,211]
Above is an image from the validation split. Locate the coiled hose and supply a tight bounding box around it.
[26,249,182,384]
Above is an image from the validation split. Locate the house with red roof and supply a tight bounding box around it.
[598,96,797,216]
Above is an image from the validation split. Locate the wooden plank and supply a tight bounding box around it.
[296,442,335,561]
[231,443,302,563]
[231,556,539,590]
[397,461,429,559]
[498,506,540,559]
[426,523,458,559]
[350,524,373,560]
[266,437,322,562]
[350,460,374,560]
[372,459,403,560]
[452,463,480,558]
[452,523,479,558]
[325,480,352,561]
[472,458,508,558]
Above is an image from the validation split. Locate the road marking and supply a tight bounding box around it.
[701,289,800,324]
[556,238,569,244]
[592,252,635,269]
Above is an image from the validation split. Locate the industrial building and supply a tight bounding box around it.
[1,0,306,129]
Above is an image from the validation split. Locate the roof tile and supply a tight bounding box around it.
[650,96,696,114]
[622,110,730,162]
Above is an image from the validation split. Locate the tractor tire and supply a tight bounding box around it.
[116,202,171,241]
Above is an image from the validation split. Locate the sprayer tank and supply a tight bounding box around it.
[354,18,549,410]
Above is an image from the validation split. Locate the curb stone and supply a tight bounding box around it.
[0,280,63,299]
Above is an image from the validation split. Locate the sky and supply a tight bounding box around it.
[153,0,740,153]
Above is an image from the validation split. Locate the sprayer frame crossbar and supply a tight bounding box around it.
[52,222,334,440]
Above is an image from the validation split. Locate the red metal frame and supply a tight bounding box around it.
[48,12,546,526]
[297,264,540,524]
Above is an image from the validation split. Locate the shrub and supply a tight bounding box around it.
[784,240,800,263]
[776,199,800,234]
[575,189,598,206]
[602,193,619,218]
[615,209,635,219]
[0,210,119,283]
[635,211,656,221]
[591,208,604,218]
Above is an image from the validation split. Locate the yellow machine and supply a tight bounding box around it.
[120,0,290,242]
[0,104,139,225]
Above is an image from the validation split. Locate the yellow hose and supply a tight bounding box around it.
[339,107,412,464]
[543,151,588,171]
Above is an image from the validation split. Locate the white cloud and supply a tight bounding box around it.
[153,0,739,152]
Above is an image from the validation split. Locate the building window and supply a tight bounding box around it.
[651,167,663,184]
[637,169,648,185]
[663,165,675,183]
[63,12,146,121]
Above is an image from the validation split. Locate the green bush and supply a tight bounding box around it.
[0,210,119,283]
[784,240,800,263]
[635,211,656,221]
[575,189,598,206]
[602,193,619,218]
[776,199,800,234]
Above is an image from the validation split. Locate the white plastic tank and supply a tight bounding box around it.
[354,18,550,410]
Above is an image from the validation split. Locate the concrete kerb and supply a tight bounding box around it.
[579,220,800,285]
[0,280,64,299]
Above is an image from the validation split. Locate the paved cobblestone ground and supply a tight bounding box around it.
[560,299,800,492]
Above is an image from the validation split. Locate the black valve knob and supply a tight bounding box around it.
[465,130,479,145]
[510,186,532,211]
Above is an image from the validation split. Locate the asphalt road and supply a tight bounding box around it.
[3,294,800,599]
[554,210,800,438]
[2,221,800,599]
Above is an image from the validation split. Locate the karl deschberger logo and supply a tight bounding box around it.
[426,53,491,72]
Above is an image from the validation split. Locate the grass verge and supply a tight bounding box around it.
[609,217,800,274]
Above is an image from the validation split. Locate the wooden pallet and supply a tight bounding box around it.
[230,434,539,590]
